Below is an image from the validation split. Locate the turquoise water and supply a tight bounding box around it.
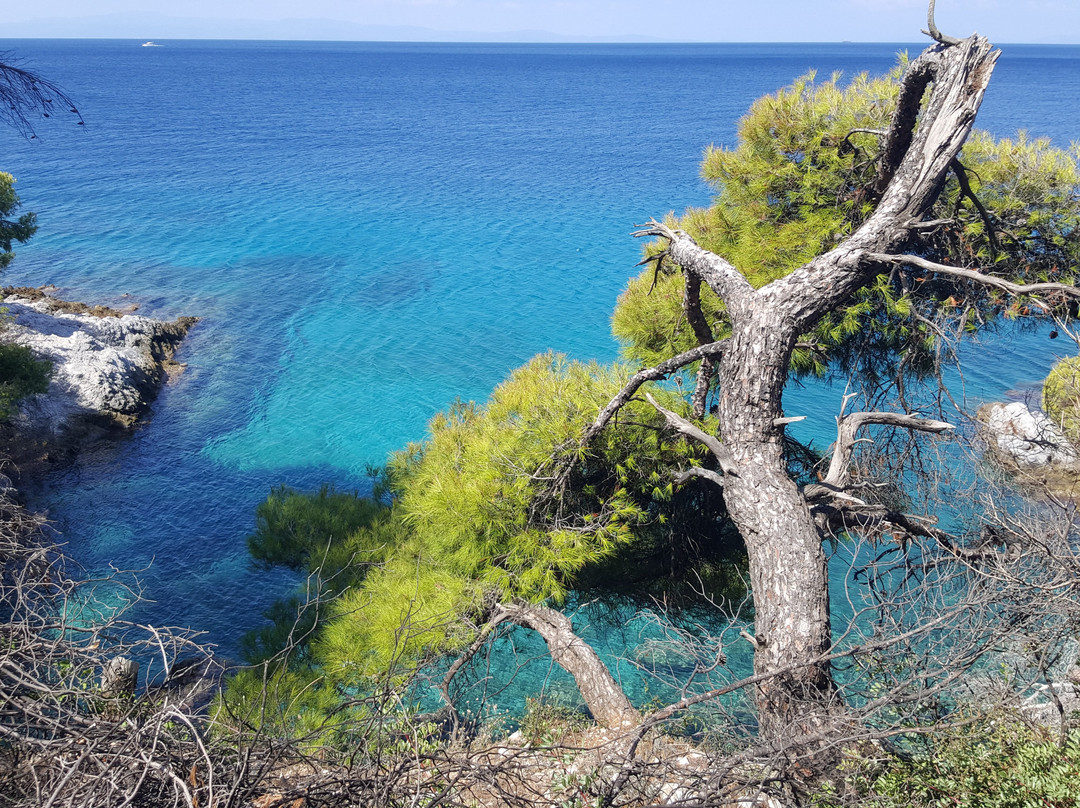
[0,40,1076,683]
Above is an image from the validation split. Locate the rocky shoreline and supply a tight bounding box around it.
[0,286,196,478]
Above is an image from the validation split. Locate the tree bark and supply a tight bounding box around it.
[715,323,840,738]
[654,35,999,739]
[500,602,640,730]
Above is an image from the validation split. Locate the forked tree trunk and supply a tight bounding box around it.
[657,34,998,738]
[514,33,998,743]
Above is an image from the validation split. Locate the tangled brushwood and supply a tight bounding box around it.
[0,488,226,806]
[4,473,1080,808]
[0,484,767,807]
[0,485,749,807]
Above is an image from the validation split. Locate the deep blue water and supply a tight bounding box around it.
[0,40,1077,692]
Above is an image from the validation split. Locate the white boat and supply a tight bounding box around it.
[141,41,161,47]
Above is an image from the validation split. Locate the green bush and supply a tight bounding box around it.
[247,484,393,575]
[238,484,401,666]
[0,340,50,420]
[1043,355,1080,444]
[314,353,700,680]
[519,696,591,745]
[836,718,1080,808]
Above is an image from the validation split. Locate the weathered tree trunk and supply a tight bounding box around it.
[501,602,640,730]
[654,34,999,738]
[715,325,838,738]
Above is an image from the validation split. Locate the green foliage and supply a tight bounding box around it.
[844,718,1080,808]
[234,485,404,672]
[215,665,357,750]
[957,131,1080,284]
[229,352,740,702]
[696,68,898,273]
[315,542,480,681]
[611,249,730,370]
[0,340,50,420]
[0,171,50,420]
[385,354,657,603]
[0,171,36,270]
[237,594,319,666]
[613,62,1080,388]
[316,353,708,679]
[1043,355,1080,444]
[519,696,591,745]
[247,484,393,576]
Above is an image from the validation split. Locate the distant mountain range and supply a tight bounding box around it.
[1,12,663,43]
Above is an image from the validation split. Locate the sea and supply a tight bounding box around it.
[1,39,1078,711]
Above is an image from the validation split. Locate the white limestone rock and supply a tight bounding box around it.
[2,289,195,438]
[976,401,1080,471]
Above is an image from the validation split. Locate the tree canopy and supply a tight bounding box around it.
[0,53,82,138]
[231,355,740,693]
[0,172,37,271]
[615,62,1080,389]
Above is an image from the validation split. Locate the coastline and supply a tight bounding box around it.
[0,285,197,482]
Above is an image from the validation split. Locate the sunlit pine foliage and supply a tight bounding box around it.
[0,171,35,271]
[614,61,1080,388]
[315,353,705,679]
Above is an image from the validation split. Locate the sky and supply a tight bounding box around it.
[1,0,1079,43]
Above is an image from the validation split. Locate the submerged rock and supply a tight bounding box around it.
[1,286,196,466]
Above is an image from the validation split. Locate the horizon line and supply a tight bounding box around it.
[0,35,1069,46]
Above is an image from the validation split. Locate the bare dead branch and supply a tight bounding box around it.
[950,157,1001,254]
[633,220,754,313]
[843,127,888,144]
[770,36,998,334]
[923,0,962,46]
[869,51,937,199]
[644,392,738,477]
[866,252,1080,299]
[774,416,806,427]
[673,465,727,488]
[439,608,512,714]
[498,602,641,730]
[823,410,954,489]
[580,338,729,449]
[690,358,715,419]
[682,268,720,418]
